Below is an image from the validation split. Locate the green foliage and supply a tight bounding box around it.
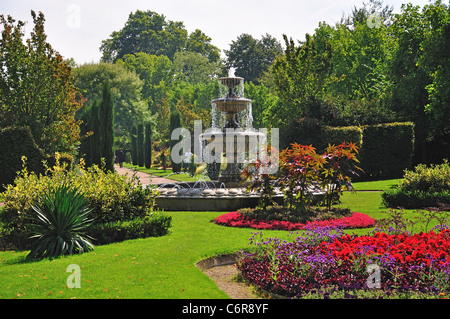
[100,79,115,172]
[0,11,83,154]
[237,206,352,224]
[172,51,221,85]
[321,142,362,209]
[100,10,219,63]
[225,33,283,83]
[72,61,149,151]
[87,213,172,245]
[0,154,160,249]
[320,126,363,151]
[359,122,415,180]
[169,111,183,173]
[0,126,46,189]
[145,122,152,169]
[131,125,138,165]
[382,160,450,208]
[27,185,94,259]
[137,123,144,167]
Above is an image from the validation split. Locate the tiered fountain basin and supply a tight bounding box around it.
[155,182,328,211]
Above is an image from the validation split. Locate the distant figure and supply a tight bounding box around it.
[116,148,125,168]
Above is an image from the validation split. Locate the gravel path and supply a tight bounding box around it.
[114,164,175,185]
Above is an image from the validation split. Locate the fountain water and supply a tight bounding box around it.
[199,76,265,187]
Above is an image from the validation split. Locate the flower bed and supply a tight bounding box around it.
[236,227,450,298]
[214,211,376,231]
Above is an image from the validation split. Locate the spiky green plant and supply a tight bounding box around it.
[27,185,94,259]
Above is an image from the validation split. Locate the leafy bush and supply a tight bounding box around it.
[0,126,47,189]
[27,185,94,259]
[88,213,172,245]
[382,160,450,209]
[0,154,161,249]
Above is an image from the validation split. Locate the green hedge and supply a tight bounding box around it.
[382,189,450,209]
[319,126,363,151]
[280,121,414,180]
[359,122,415,180]
[0,126,46,189]
[87,213,172,245]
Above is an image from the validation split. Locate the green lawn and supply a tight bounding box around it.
[124,163,209,183]
[352,179,401,191]
[0,180,438,299]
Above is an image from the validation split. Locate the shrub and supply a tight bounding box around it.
[0,154,160,249]
[278,144,325,212]
[359,122,415,180]
[27,185,94,259]
[382,160,450,208]
[321,142,362,209]
[0,126,47,189]
[87,213,172,245]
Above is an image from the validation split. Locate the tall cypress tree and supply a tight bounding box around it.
[79,101,93,167]
[145,121,152,169]
[131,124,138,165]
[137,123,144,167]
[100,79,115,172]
[169,111,183,173]
[90,99,102,167]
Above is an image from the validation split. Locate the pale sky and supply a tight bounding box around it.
[0,0,433,65]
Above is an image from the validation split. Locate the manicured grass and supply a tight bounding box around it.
[0,179,443,299]
[124,163,209,183]
[352,179,400,191]
[0,210,290,299]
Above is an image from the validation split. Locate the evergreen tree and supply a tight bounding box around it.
[90,99,102,167]
[79,102,93,167]
[100,79,115,172]
[169,111,183,173]
[137,123,144,167]
[145,122,152,169]
[131,124,138,165]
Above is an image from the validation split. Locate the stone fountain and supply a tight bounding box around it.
[155,75,272,211]
[200,76,265,187]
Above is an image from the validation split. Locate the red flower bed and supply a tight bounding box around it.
[323,230,450,266]
[237,228,450,297]
[214,211,375,230]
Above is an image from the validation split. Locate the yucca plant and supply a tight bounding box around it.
[27,185,94,259]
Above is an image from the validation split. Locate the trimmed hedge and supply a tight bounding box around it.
[359,122,415,180]
[319,126,363,151]
[87,213,172,245]
[382,189,450,209]
[280,121,414,181]
[0,126,46,189]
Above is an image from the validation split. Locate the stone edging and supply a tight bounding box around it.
[196,253,237,271]
[196,254,288,299]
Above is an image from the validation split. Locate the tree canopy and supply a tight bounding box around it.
[0,11,83,154]
[100,10,220,63]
